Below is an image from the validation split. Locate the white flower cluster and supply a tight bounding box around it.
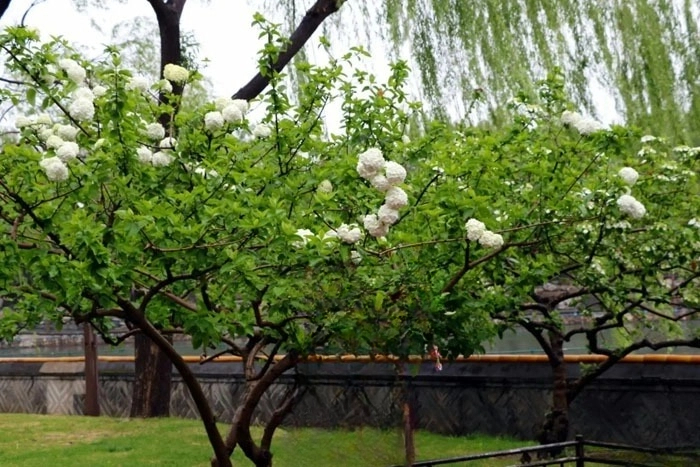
[39,157,69,182]
[127,76,150,92]
[252,123,272,138]
[465,218,504,249]
[214,97,248,123]
[293,223,363,248]
[317,180,333,193]
[163,64,189,84]
[357,148,408,238]
[616,194,646,219]
[617,167,639,186]
[67,85,96,121]
[58,58,86,84]
[145,123,165,140]
[136,133,177,167]
[293,229,315,248]
[560,110,606,135]
[204,111,224,132]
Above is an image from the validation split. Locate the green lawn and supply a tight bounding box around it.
[0,414,529,466]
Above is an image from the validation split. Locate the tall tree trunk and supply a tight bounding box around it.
[131,333,172,417]
[537,331,570,457]
[132,0,187,419]
[83,323,100,416]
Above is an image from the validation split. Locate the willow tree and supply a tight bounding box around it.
[266,0,700,143]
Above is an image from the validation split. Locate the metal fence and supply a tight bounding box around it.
[390,435,700,467]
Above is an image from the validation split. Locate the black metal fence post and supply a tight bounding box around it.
[575,434,584,467]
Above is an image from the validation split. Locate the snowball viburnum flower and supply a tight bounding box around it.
[127,76,150,92]
[322,230,338,241]
[39,157,69,182]
[384,161,407,185]
[616,194,646,219]
[92,85,107,98]
[151,151,174,167]
[56,142,79,161]
[363,214,389,238]
[231,99,248,114]
[136,147,153,164]
[146,123,166,141]
[618,167,639,186]
[15,116,32,128]
[68,98,94,121]
[222,105,243,123]
[46,135,64,150]
[38,128,54,141]
[370,174,392,192]
[350,250,362,265]
[336,224,362,244]
[163,63,189,84]
[377,204,400,226]
[465,218,486,241]
[252,123,272,138]
[640,135,656,144]
[356,147,386,180]
[159,137,177,150]
[478,230,504,249]
[72,87,94,102]
[36,114,52,126]
[214,97,231,110]
[561,110,606,135]
[384,186,408,209]
[55,124,79,141]
[156,79,173,93]
[293,228,315,248]
[204,111,225,131]
[58,58,86,84]
[317,180,333,193]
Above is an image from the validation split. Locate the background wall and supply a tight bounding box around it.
[0,360,697,448]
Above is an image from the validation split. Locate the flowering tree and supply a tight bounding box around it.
[0,23,502,466]
[2,11,700,465]
[488,129,700,449]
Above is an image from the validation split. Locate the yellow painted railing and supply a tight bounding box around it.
[0,353,698,364]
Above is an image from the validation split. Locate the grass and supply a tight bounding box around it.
[0,414,528,466]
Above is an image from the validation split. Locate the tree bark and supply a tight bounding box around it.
[212,353,298,467]
[119,299,231,467]
[131,0,189,419]
[131,333,172,417]
[537,331,570,457]
[232,0,345,101]
[0,0,11,21]
[83,323,100,416]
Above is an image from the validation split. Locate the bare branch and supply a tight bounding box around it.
[232,0,345,101]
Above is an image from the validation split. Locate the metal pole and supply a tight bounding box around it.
[575,434,584,467]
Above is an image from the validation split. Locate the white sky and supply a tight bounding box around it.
[0,0,276,98]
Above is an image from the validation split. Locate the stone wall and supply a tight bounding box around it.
[0,360,698,448]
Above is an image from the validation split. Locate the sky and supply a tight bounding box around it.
[0,0,278,99]
[0,0,397,132]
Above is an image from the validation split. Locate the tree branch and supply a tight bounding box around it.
[232,0,345,101]
[0,1,11,21]
[568,336,700,403]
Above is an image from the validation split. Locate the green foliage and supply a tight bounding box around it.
[0,21,698,365]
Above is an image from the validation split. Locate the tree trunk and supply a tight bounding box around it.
[83,323,100,416]
[131,333,172,417]
[403,401,416,466]
[537,331,570,457]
